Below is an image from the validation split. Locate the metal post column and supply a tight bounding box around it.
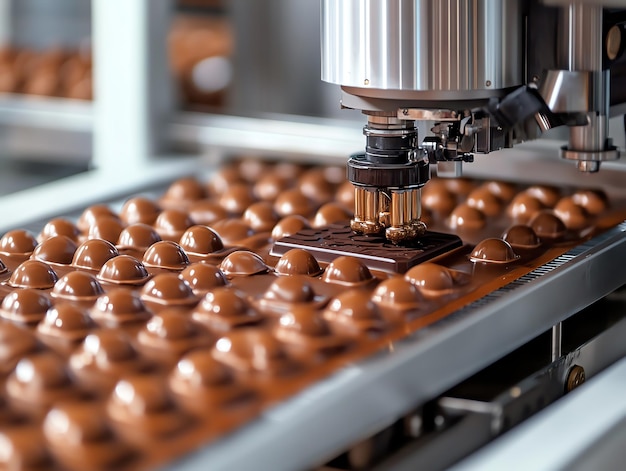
[92,0,174,172]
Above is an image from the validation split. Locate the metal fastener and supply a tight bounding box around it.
[565,365,585,393]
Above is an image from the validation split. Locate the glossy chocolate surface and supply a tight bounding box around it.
[0,159,624,471]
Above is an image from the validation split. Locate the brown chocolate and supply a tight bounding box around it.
[117,223,162,252]
[311,203,352,228]
[142,241,190,271]
[482,180,518,202]
[86,215,125,244]
[274,249,323,277]
[179,225,225,256]
[554,196,590,231]
[253,173,290,202]
[71,239,119,271]
[322,255,374,286]
[137,308,212,359]
[335,180,355,210]
[38,218,81,243]
[529,211,567,240]
[466,187,503,217]
[97,255,151,286]
[371,277,424,314]
[51,271,103,302]
[218,183,256,215]
[507,193,545,223]
[571,189,608,215]
[37,302,93,344]
[274,188,314,217]
[107,374,190,442]
[8,260,58,289]
[271,215,310,240]
[169,349,249,413]
[0,229,38,256]
[0,288,53,325]
[6,352,77,414]
[404,262,456,295]
[0,322,39,374]
[211,219,257,247]
[31,234,77,266]
[298,168,336,205]
[140,273,198,310]
[154,209,195,241]
[243,201,279,232]
[188,199,229,226]
[502,225,541,250]
[444,177,476,196]
[206,166,242,196]
[322,289,387,335]
[470,238,519,264]
[212,328,294,377]
[89,288,151,326]
[191,287,263,332]
[238,159,268,183]
[219,251,269,277]
[0,425,53,470]
[273,224,462,273]
[43,400,133,470]
[448,203,486,230]
[274,305,346,359]
[161,177,207,206]
[180,263,227,296]
[120,196,162,225]
[524,185,561,207]
[422,180,458,215]
[259,275,321,306]
[0,158,623,470]
[77,205,119,234]
[69,329,147,391]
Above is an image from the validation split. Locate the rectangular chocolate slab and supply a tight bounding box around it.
[271,223,463,273]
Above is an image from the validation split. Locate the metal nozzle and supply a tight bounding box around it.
[348,114,429,244]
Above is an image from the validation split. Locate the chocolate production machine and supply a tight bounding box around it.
[0,0,626,470]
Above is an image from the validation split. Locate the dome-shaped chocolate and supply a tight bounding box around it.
[178,225,224,255]
[0,229,38,256]
[322,256,373,286]
[97,255,150,285]
[371,277,423,311]
[51,271,104,302]
[116,223,162,251]
[271,215,310,240]
[119,197,161,225]
[180,263,227,295]
[275,249,323,277]
[71,239,119,271]
[219,251,269,277]
[470,238,519,264]
[31,235,77,265]
[1,288,53,324]
[8,260,58,289]
[90,288,151,325]
[243,201,279,232]
[142,241,190,271]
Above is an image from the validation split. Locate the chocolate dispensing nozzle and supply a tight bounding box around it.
[348,113,429,244]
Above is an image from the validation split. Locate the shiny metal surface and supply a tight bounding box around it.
[453,355,626,471]
[560,3,603,72]
[321,0,523,105]
[540,71,604,114]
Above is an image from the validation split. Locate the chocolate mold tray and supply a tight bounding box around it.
[0,158,625,471]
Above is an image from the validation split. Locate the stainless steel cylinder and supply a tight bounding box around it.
[321,0,523,105]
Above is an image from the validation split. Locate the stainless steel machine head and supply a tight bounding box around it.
[321,0,626,242]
